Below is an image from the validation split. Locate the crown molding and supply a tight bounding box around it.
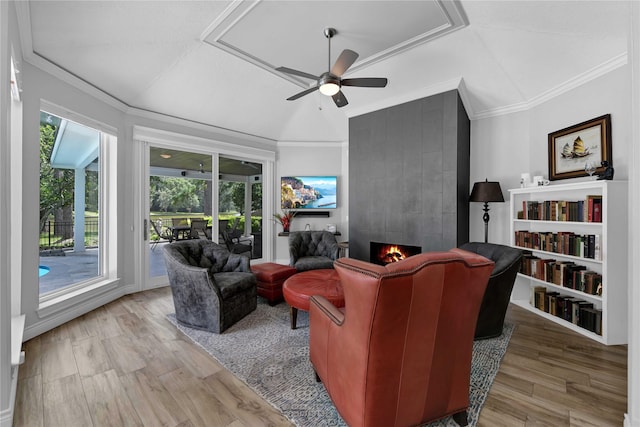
[473,52,628,120]
[128,107,277,149]
[132,125,276,161]
[277,140,347,148]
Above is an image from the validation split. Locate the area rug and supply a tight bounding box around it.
[168,299,514,427]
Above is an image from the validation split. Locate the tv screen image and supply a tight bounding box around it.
[281,176,337,209]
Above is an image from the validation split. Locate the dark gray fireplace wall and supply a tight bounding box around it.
[348,90,470,262]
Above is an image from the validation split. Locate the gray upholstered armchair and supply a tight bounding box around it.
[288,231,340,271]
[163,239,257,333]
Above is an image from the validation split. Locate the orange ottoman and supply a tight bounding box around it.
[283,269,344,329]
[251,263,298,306]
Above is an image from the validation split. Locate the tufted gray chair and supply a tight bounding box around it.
[163,239,257,333]
[288,231,340,271]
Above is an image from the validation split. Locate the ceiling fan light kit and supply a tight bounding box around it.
[276,27,388,107]
[318,73,340,96]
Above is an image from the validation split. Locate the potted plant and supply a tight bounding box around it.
[273,210,296,233]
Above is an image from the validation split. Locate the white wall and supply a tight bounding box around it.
[0,1,12,424]
[19,62,127,338]
[470,64,631,244]
[274,142,348,264]
[0,1,24,424]
[626,4,640,425]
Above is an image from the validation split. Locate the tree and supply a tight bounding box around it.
[230,182,247,214]
[39,123,74,233]
[221,181,262,215]
[151,176,200,212]
[218,181,238,213]
[252,182,262,212]
[85,169,99,212]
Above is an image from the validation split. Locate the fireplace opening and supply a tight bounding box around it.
[370,241,422,265]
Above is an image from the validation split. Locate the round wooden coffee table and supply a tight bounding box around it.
[282,269,344,329]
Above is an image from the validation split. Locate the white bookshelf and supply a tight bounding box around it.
[509,180,628,345]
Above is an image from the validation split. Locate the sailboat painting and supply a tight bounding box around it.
[548,114,612,180]
[560,136,591,159]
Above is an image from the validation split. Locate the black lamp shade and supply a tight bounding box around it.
[469,180,504,203]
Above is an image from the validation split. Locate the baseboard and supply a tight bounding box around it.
[24,283,127,341]
[625,413,640,427]
[0,365,19,427]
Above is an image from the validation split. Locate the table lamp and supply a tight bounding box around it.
[469,179,504,243]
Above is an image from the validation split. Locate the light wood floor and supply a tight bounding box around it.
[14,286,627,427]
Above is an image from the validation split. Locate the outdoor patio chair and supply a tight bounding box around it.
[221,229,252,257]
[218,219,230,240]
[228,217,243,241]
[150,219,173,250]
[190,219,210,239]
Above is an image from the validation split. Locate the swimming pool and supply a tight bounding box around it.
[39,265,50,277]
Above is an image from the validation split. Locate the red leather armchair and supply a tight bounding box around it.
[309,250,494,427]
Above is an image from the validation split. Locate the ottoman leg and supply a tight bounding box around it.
[290,306,298,329]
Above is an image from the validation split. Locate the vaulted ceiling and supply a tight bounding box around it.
[16,1,630,142]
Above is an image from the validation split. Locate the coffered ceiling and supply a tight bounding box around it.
[16,1,630,142]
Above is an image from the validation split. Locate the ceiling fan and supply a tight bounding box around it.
[276,28,388,108]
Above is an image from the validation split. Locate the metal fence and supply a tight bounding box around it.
[40,220,99,250]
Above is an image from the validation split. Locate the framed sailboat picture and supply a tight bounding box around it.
[548,114,612,181]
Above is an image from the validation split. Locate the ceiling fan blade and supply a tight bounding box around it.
[331,49,359,77]
[286,86,319,101]
[341,77,388,88]
[276,66,319,81]
[332,90,348,108]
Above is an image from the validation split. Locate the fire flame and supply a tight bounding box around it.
[381,245,407,263]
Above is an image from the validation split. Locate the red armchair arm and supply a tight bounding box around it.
[309,295,344,326]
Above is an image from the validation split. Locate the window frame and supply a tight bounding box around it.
[37,101,118,310]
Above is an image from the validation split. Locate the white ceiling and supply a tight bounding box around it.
[17,1,630,142]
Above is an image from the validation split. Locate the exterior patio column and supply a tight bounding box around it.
[244,177,251,236]
[74,168,86,252]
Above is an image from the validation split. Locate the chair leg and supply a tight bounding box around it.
[452,410,468,426]
[289,306,298,329]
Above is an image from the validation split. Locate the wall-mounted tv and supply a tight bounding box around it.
[281,176,337,209]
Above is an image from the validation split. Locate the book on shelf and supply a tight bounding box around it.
[529,286,602,335]
[520,252,603,295]
[571,300,593,325]
[514,231,602,260]
[519,196,602,222]
[546,292,560,315]
[579,306,603,335]
[557,295,577,319]
[529,286,547,308]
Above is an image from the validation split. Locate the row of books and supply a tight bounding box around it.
[517,195,602,222]
[514,231,601,260]
[520,252,603,295]
[532,286,602,335]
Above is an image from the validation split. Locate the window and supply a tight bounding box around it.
[38,108,116,299]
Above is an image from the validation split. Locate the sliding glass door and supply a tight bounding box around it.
[142,147,264,289]
[219,156,263,258]
[146,146,213,286]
